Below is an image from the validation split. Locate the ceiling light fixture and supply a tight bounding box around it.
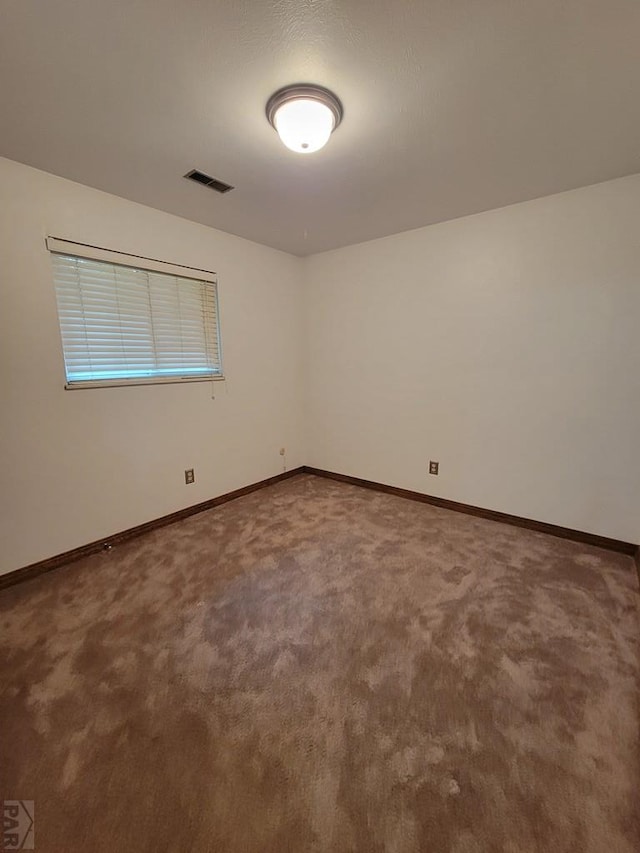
[266,84,343,154]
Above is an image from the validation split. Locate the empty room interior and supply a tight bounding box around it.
[1,2,639,851]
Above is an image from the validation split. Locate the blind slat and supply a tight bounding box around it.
[51,252,222,386]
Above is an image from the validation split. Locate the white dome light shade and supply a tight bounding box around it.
[274,99,334,153]
[266,85,343,155]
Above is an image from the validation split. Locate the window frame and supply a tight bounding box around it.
[47,237,224,390]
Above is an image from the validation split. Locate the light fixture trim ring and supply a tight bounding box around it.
[266,84,344,132]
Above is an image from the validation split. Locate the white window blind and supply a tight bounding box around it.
[48,239,222,389]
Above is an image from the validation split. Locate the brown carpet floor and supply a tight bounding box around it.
[1,474,638,853]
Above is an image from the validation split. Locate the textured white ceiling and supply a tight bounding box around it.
[1,0,639,255]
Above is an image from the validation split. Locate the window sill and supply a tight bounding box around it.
[64,375,225,390]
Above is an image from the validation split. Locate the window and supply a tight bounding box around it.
[48,238,222,388]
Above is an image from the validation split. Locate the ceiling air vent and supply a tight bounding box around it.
[184,169,234,194]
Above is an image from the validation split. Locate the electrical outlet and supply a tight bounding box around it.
[429,461,439,475]
[185,468,195,485]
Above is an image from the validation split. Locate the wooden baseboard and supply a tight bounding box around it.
[2,465,637,592]
[0,468,305,592]
[303,466,638,557]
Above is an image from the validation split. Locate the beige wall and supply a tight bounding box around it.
[2,158,639,576]
[0,158,305,574]
[304,176,640,543]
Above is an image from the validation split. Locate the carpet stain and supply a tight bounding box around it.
[0,474,638,852]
